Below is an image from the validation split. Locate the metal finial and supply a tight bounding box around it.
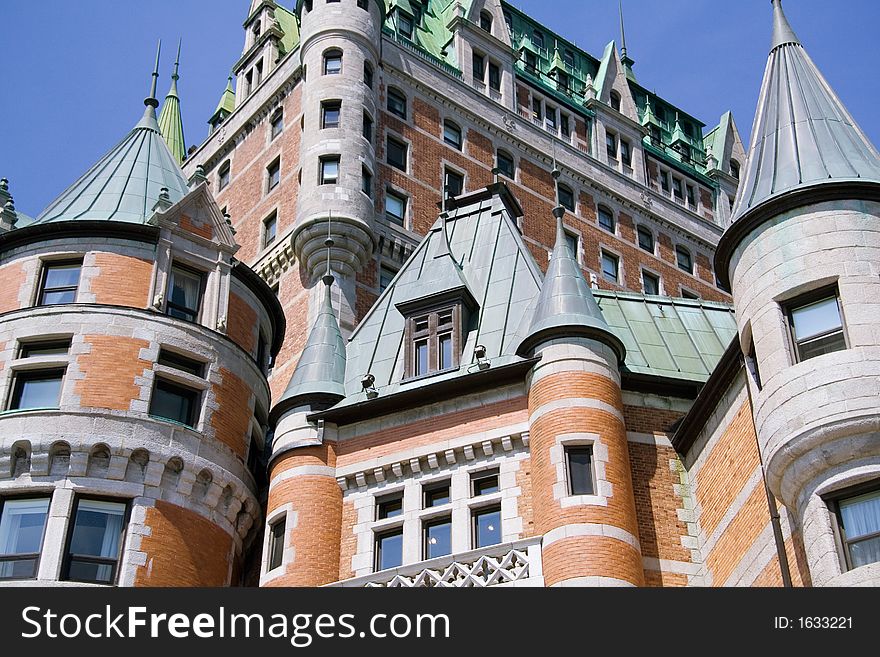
[619,0,628,59]
[324,211,334,282]
[145,40,161,109]
[173,39,182,80]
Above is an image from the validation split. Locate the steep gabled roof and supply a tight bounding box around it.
[730,0,880,223]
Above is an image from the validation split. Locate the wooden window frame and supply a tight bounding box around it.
[783,285,848,364]
[822,479,880,573]
[37,259,83,306]
[403,304,461,380]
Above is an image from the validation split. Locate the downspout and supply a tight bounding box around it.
[741,353,793,587]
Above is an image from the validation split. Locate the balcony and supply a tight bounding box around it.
[329,537,543,588]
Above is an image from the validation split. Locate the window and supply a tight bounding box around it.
[558,184,575,212]
[263,212,277,248]
[642,270,660,295]
[37,260,81,305]
[637,226,654,253]
[157,349,204,377]
[424,517,451,559]
[363,60,373,88]
[610,91,621,112]
[319,156,340,185]
[379,266,397,292]
[321,100,341,129]
[675,246,693,274]
[270,110,283,139]
[375,528,403,571]
[443,120,462,150]
[218,162,230,191]
[267,517,285,571]
[479,10,492,32]
[563,49,575,67]
[566,446,594,495]
[361,166,372,198]
[524,50,537,73]
[620,139,632,166]
[561,114,571,138]
[8,370,65,411]
[606,132,617,159]
[323,49,342,75]
[564,230,579,260]
[19,340,70,358]
[681,288,700,300]
[834,485,880,570]
[385,190,406,225]
[532,29,544,49]
[267,159,280,192]
[601,251,619,283]
[62,498,127,584]
[686,184,696,208]
[377,493,403,520]
[672,176,684,201]
[730,159,741,179]
[444,169,464,200]
[472,505,501,548]
[166,265,204,322]
[397,12,413,39]
[363,112,373,142]
[532,97,543,121]
[149,379,200,427]
[424,481,451,508]
[0,497,50,580]
[597,205,615,233]
[660,170,670,193]
[545,106,557,131]
[472,52,485,81]
[386,136,407,172]
[472,470,499,496]
[387,88,407,119]
[406,306,459,378]
[488,62,501,91]
[496,150,514,179]
[557,71,570,93]
[786,288,847,362]
[357,0,369,8]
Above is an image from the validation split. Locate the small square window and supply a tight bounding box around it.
[424,481,451,508]
[379,266,397,292]
[149,378,200,428]
[0,497,50,580]
[532,30,544,49]
[786,288,847,362]
[267,159,281,192]
[558,185,575,212]
[387,89,407,119]
[444,169,464,200]
[8,369,65,411]
[601,251,619,283]
[263,212,277,248]
[637,226,654,253]
[386,137,407,172]
[320,156,340,185]
[565,446,594,495]
[496,151,515,179]
[472,505,501,548]
[376,494,403,520]
[563,50,575,67]
[675,246,693,274]
[385,190,406,225]
[267,517,286,571]
[642,270,660,296]
[37,260,82,306]
[166,265,204,322]
[424,517,452,559]
[443,121,462,150]
[405,306,459,378]
[472,470,499,497]
[397,12,413,39]
[62,498,127,585]
[598,206,615,233]
[321,101,341,129]
[375,528,403,571]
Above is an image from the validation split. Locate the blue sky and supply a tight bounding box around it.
[2,0,878,217]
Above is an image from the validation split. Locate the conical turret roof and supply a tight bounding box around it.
[730,0,880,224]
[158,41,187,164]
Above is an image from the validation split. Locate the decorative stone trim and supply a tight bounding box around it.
[549,432,612,507]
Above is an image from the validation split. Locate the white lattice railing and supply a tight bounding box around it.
[329,538,543,588]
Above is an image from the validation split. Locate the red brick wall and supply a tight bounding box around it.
[227,291,258,355]
[179,213,214,241]
[210,367,253,459]
[75,335,151,411]
[0,262,24,313]
[135,501,233,587]
[90,253,153,308]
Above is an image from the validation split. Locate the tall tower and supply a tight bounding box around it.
[291,0,384,333]
[715,0,880,586]
[517,203,643,587]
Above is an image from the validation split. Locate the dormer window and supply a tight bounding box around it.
[405,306,459,378]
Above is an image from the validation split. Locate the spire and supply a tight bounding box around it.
[209,75,237,129]
[618,0,635,79]
[729,0,880,224]
[770,0,800,50]
[159,39,187,163]
[517,208,625,361]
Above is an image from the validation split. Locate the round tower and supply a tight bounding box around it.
[716,1,880,586]
[291,0,384,333]
[518,207,644,587]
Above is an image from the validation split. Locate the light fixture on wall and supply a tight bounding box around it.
[474,344,490,370]
[361,373,378,399]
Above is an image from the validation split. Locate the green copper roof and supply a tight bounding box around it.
[730,0,880,223]
[273,3,300,57]
[595,291,737,384]
[158,42,186,164]
[35,48,190,225]
[211,76,237,125]
[278,275,347,408]
[518,207,624,361]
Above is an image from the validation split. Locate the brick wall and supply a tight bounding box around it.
[0,261,24,313]
[210,367,253,459]
[75,335,151,411]
[90,253,153,308]
[135,500,233,586]
[227,291,258,355]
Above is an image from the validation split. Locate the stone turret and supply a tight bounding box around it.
[715,0,880,586]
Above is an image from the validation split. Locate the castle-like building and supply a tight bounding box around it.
[0,0,877,588]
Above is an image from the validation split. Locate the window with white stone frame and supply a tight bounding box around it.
[550,433,611,508]
[824,480,880,572]
[260,504,294,584]
[61,496,129,585]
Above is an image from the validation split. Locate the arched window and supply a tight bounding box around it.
[480,10,493,33]
[387,87,407,119]
[609,91,621,112]
[597,205,615,232]
[557,184,575,212]
[323,49,342,75]
[443,120,462,150]
[675,245,693,274]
